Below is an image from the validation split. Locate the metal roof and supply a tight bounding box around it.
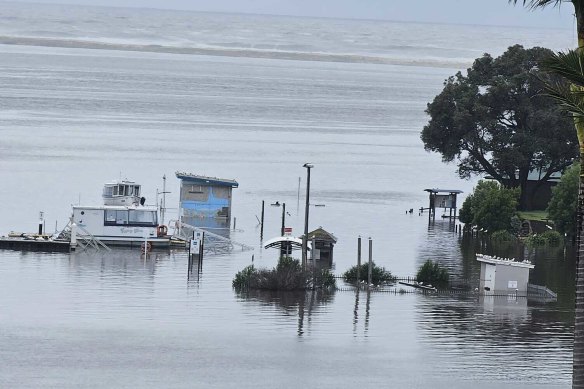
[263,236,312,251]
[175,172,239,188]
[424,189,463,194]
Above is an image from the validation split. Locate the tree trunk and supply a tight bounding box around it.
[574,7,584,385]
[575,154,584,388]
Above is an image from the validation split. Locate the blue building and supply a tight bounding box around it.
[175,172,239,231]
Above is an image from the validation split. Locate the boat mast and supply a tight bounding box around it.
[161,174,167,225]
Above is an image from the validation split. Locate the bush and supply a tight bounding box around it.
[416,260,449,289]
[490,230,516,243]
[232,265,255,289]
[547,163,578,237]
[343,262,396,285]
[459,180,519,232]
[541,230,563,245]
[232,257,336,291]
[525,230,563,246]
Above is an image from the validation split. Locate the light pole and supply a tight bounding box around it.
[271,201,287,256]
[302,163,313,269]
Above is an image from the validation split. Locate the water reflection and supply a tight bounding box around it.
[352,288,372,336]
[416,294,573,382]
[236,289,335,336]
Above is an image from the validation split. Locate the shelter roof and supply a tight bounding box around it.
[424,189,463,194]
[175,172,239,188]
[303,227,337,243]
[263,236,311,251]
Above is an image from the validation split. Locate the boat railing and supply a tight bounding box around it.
[170,219,253,253]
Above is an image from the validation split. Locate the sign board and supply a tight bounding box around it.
[311,248,320,260]
[508,280,518,289]
[190,231,203,254]
[435,194,455,209]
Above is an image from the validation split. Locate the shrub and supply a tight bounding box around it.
[525,230,563,246]
[541,230,563,245]
[343,262,396,284]
[232,265,255,289]
[524,234,546,246]
[490,230,516,243]
[416,260,449,289]
[232,257,335,291]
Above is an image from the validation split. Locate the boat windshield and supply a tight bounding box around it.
[104,209,157,227]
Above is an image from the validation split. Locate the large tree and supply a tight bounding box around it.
[548,162,579,236]
[422,44,578,210]
[509,2,584,387]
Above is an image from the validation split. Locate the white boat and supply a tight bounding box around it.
[71,180,170,248]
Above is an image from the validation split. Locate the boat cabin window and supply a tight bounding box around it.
[103,186,114,197]
[104,209,157,227]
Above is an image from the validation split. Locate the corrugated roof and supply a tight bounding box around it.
[175,172,239,188]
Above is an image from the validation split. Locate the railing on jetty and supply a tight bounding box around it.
[171,220,253,254]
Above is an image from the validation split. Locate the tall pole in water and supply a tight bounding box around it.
[302,163,313,270]
[161,174,167,225]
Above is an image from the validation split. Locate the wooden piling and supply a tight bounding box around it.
[368,237,373,288]
[260,201,265,239]
[357,236,362,285]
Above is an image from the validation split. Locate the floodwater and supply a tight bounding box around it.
[0,4,577,388]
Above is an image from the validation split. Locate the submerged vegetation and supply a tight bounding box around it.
[524,230,563,247]
[415,260,449,290]
[232,257,336,291]
[342,262,396,285]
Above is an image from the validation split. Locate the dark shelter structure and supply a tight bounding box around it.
[303,227,337,266]
[422,189,463,221]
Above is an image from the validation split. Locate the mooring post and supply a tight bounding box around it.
[70,222,77,252]
[260,200,265,239]
[38,211,44,235]
[357,236,362,287]
[199,232,205,266]
[368,237,373,288]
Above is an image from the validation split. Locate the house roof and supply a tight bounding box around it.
[175,172,239,188]
[302,227,338,243]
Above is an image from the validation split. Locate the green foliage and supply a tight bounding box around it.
[232,265,256,289]
[459,180,519,232]
[525,230,563,246]
[491,230,517,243]
[416,260,450,289]
[314,268,337,289]
[343,262,396,284]
[547,163,579,236]
[421,45,578,210]
[232,257,336,291]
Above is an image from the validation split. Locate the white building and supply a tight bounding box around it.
[477,254,534,296]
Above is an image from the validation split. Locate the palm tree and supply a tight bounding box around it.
[510,1,584,387]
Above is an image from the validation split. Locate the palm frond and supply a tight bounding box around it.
[542,79,584,118]
[508,0,564,9]
[542,49,584,87]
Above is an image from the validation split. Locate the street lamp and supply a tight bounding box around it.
[271,201,290,257]
[302,163,313,269]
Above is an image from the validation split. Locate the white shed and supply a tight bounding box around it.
[476,254,534,296]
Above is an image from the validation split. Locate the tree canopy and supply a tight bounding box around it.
[421,45,578,210]
[547,162,579,236]
[459,180,519,232]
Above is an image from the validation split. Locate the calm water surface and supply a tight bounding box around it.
[0,4,576,388]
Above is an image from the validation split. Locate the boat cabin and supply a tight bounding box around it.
[72,205,160,245]
[102,180,142,206]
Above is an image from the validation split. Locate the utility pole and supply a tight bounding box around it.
[302,163,313,269]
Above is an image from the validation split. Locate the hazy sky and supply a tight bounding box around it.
[6,0,577,29]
